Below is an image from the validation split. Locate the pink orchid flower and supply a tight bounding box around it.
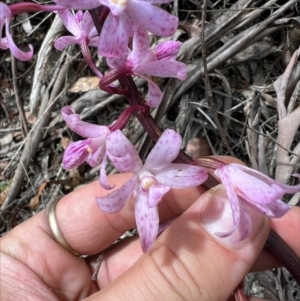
[0,3,33,61]
[62,106,117,189]
[54,0,178,57]
[103,27,186,107]
[96,129,208,252]
[54,10,99,51]
[215,163,300,240]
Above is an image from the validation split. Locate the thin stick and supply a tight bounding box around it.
[200,0,234,156]
[11,29,28,137]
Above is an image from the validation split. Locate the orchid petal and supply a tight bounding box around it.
[80,11,95,35]
[62,106,110,138]
[144,129,182,168]
[96,174,138,213]
[106,55,128,69]
[215,167,241,238]
[53,0,100,10]
[129,27,150,66]
[135,187,159,253]
[57,10,80,37]
[216,165,285,204]
[242,196,291,218]
[0,3,11,39]
[137,60,187,80]
[86,144,105,167]
[5,21,33,61]
[54,36,77,51]
[154,164,208,188]
[127,0,178,37]
[88,36,100,48]
[99,153,114,190]
[274,174,300,194]
[235,202,251,241]
[62,139,89,169]
[154,41,181,60]
[143,76,163,108]
[98,13,131,58]
[106,130,143,172]
[147,184,170,207]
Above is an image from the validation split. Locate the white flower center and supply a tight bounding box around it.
[141,176,156,191]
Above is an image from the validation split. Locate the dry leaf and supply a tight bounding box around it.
[0,183,10,206]
[29,181,47,209]
[68,77,100,93]
[25,111,37,124]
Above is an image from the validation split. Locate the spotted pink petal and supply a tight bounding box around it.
[106,55,128,69]
[99,153,114,190]
[138,75,163,108]
[106,130,143,172]
[154,164,208,188]
[242,196,290,218]
[127,0,178,37]
[96,174,138,213]
[62,106,110,138]
[147,184,170,207]
[88,36,100,48]
[57,10,80,37]
[53,0,100,9]
[62,139,90,169]
[98,13,131,58]
[137,60,187,80]
[80,11,95,35]
[235,202,252,241]
[5,21,33,61]
[0,3,11,38]
[54,36,77,51]
[135,187,159,253]
[144,129,182,169]
[154,41,182,60]
[215,166,241,238]
[129,27,150,67]
[220,165,286,205]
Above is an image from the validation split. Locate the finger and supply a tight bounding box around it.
[87,206,300,289]
[87,185,270,301]
[55,173,205,255]
[0,173,205,300]
[251,205,300,271]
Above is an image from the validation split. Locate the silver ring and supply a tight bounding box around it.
[48,198,81,256]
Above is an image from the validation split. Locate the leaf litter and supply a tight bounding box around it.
[0,0,300,299]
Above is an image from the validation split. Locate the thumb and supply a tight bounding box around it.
[93,185,270,301]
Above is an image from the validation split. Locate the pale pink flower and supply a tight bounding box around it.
[54,0,178,57]
[96,129,208,252]
[62,106,119,189]
[54,10,99,50]
[215,164,300,240]
[103,27,186,107]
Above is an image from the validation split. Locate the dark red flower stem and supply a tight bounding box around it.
[109,104,149,132]
[9,3,65,16]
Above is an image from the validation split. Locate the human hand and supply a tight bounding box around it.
[1,173,299,301]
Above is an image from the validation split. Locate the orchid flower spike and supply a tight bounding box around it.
[215,163,300,241]
[54,0,178,57]
[96,129,208,252]
[0,3,33,61]
[62,106,122,189]
[103,27,187,107]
